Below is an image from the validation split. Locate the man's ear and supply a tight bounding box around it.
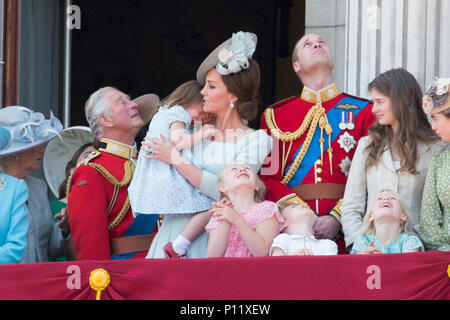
[293,61,301,73]
[97,114,113,128]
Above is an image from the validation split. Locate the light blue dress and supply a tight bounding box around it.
[146,129,273,258]
[0,173,29,264]
[350,233,424,254]
[129,106,213,215]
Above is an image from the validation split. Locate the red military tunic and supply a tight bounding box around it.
[67,138,150,260]
[260,84,374,239]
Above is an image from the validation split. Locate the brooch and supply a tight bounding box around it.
[337,132,356,153]
[0,177,6,191]
[339,157,352,176]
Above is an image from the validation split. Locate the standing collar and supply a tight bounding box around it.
[98,138,137,160]
[301,83,340,104]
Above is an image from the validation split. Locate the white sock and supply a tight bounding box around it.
[172,235,191,255]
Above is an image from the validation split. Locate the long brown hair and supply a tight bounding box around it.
[221,58,261,121]
[365,68,438,174]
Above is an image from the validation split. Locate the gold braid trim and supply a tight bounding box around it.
[65,159,135,231]
[264,104,333,185]
[88,160,135,187]
[108,195,131,231]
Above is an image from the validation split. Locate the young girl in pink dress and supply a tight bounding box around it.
[206,161,285,257]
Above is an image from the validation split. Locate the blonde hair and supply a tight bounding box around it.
[161,80,203,110]
[216,162,266,203]
[361,189,412,235]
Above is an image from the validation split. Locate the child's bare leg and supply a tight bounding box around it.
[170,210,212,256]
[181,210,213,241]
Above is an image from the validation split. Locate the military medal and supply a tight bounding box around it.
[338,111,347,130]
[339,156,352,176]
[347,112,355,130]
[337,132,356,153]
[0,177,5,191]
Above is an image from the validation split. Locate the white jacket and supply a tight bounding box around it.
[341,136,447,248]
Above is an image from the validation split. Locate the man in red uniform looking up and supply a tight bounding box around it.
[260,34,374,253]
[68,87,159,260]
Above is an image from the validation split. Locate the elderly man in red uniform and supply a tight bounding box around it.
[68,87,159,260]
[260,34,374,253]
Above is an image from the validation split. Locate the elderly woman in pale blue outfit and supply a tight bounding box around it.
[0,126,29,264]
[143,31,273,258]
[0,107,69,263]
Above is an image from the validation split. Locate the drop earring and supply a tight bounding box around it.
[229,101,235,109]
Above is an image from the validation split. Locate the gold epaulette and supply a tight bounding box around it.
[65,150,135,231]
[65,151,101,198]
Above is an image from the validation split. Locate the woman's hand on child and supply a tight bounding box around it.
[142,134,181,165]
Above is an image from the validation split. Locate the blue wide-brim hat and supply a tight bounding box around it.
[0,106,63,158]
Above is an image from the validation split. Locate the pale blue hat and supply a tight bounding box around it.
[0,106,63,158]
[196,31,257,85]
[43,126,94,197]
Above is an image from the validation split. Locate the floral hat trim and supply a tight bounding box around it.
[422,78,450,115]
[0,106,63,157]
[196,31,257,85]
[216,32,257,76]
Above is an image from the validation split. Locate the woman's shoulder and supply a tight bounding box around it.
[431,145,450,162]
[357,135,371,146]
[422,139,448,155]
[0,173,27,194]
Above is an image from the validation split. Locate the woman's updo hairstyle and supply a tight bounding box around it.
[221,58,261,121]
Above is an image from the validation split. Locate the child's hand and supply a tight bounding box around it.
[292,248,313,256]
[364,241,382,254]
[210,199,240,225]
[199,124,220,139]
[201,112,216,125]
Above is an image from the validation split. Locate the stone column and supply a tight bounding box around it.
[343,0,450,98]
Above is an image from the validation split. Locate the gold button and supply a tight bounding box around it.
[316,168,323,174]
[317,177,323,183]
[316,159,322,166]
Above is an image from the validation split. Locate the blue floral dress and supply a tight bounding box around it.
[350,233,424,254]
[129,106,213,216]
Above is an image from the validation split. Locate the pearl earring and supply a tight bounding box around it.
[229,101,235,109]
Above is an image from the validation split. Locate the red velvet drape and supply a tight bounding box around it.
[0,251,448,300]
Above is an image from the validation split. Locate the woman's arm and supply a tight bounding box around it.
[143,134,204,189]
[0,179,29,264]
[341,138,369,247]
[170,122,218,151]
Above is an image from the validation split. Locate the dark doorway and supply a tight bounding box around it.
[70,0,305,135]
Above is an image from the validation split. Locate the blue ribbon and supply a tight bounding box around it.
[285,96,370,187]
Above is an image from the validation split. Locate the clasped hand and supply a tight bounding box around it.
[209,198,240,225]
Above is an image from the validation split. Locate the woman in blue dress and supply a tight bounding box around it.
[144,31,273,258]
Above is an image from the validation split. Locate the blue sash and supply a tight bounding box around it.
[285,96,370,187]
[112,214,158,260]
